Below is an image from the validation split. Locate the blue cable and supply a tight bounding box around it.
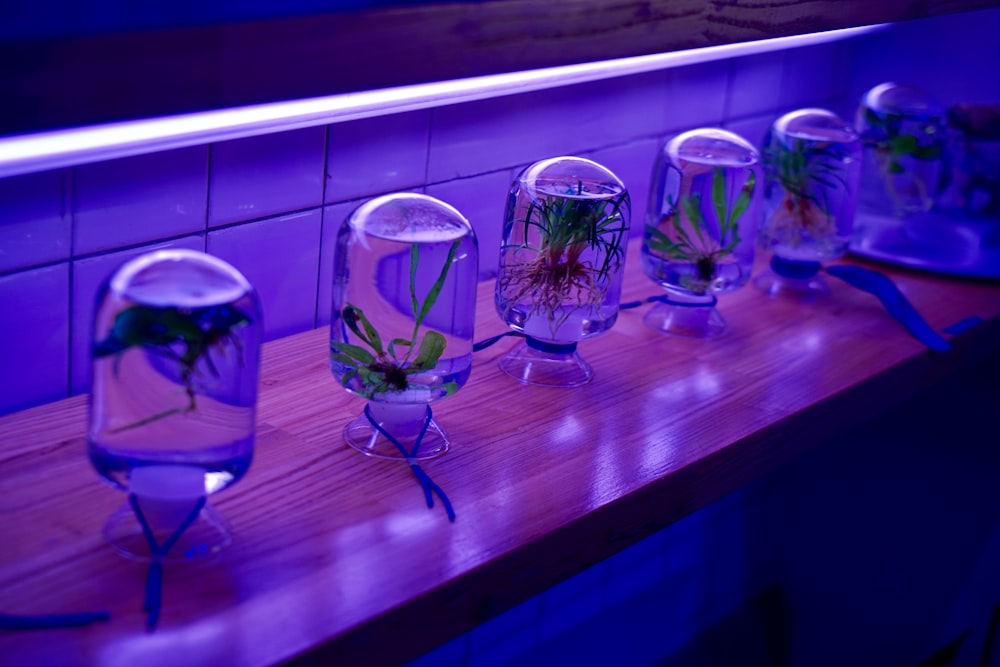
[364,405,455,522]
[129,493,207,629]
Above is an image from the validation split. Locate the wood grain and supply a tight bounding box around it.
[2,0,998,134]
[1,241,999,666]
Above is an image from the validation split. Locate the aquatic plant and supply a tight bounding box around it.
[92,303,251,427]
[497,181,629,329]
[861,107,942,209]
[331,240,460,399]
[645,167,756,292]
[763,138,850,244]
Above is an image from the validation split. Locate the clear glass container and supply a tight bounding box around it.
[89,249,262,561]
[756,108,862,299]
[641,128,761,337]
[856,82,946,217]
[330,193,478,460]
[939,103,1000,220]
[495,156,630,387]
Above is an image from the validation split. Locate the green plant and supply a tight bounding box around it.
[645,168,755,292]
[331,240,460,399]
[92,303,251,429]
[497,181,629,327]
[763,138,849,244]
[862,107,942,208]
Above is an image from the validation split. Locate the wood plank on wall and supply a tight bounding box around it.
[2,0,998,135]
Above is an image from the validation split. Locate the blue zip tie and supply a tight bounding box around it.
[0,611,110,630]
[621,294,718,310]
[824,265,954,352]
[129,493,207,629]
[364,405,455,522]
[771,256,823,279]
[525,337,577,354]
[472,331,524,352]
[943,316,984,335]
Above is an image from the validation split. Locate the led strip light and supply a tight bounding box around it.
[0,24,883,179]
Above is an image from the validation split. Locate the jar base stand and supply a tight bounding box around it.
[103,497,230,562]
[643,297,727,338]
[344,401,449,460]
[754,269,830,301]
[498,338,593,387]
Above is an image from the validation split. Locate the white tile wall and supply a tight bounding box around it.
[778,42,843,110]
[209,126,326,227]
[70,235,206,394]
[726,51,785,119]
[425,170,515,279]
[0,262,70,412]
[326,110,432,201]
[427,71,672,184]
[582,138,662,234]
[208,209,323,340]
[662,60,731,132]
[0,170,68,274]
[72,146,208,255]
[317,200,363,328]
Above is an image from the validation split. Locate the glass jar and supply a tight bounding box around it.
[856,82,946,217]
[89,249,262,560]
[641,128,761,337]
[330,193,478,459]
[495,156,630,386]
[756,108,862,299]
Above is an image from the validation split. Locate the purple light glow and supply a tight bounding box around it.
[0,25,883,180]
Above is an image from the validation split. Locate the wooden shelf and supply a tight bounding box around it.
[2,0,998,135]
[2,241,999,666]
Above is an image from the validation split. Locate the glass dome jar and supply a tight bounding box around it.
[756,108,862,299]
[330,193,478,460]
[641,128,761,337]
[856,82,946,217]
[89,249,262,561]
[494,156,630,387]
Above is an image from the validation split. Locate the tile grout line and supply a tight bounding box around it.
[64,166,74,400]
[204,143,214,253]
[315,124,332,330]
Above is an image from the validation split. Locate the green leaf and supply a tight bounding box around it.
[355,307,384,355]
[723,231,741,253]
[340,305,368,344]
[388,337,411,358]
[728,170,756,229]
[408,244,421,322]
[680,192,706,247]
[339,368,358,388]
[645,225,691,258]
[711,167,727,231]
[522,200,539,246]
[330,341,376,365]
[913,145,942,160]
[889,134,919,155]
[645,225,671,245]
[411,330,447,370]
[441,381,460,397]
[415,240,460,328]
[888,160,905,174]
